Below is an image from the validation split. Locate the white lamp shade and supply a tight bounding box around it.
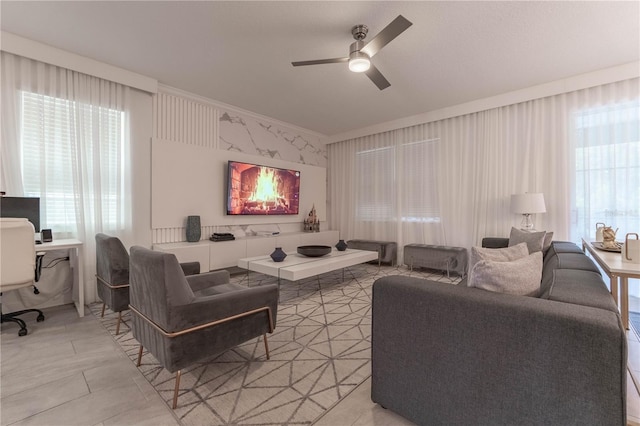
[511,193,546,214]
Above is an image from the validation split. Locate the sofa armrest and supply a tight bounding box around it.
[481,237,509,248]
[171,283,278,331]
[371,276,626,426]
[185,269,230,292]
[179,261,200,276]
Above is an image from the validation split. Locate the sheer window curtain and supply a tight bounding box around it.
[327,129,444,264]
[1,52,133,305]
[328,78,639,265]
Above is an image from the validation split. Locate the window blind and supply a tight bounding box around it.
[20,91,125,233]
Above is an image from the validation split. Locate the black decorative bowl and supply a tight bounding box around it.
[297,245,332,257]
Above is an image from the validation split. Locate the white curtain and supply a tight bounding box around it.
[1,52,133,305]
[327,129,444,264]
[328,78,639,267]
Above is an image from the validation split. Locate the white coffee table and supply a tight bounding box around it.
[238,248,379,284]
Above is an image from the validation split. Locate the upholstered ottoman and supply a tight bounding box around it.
[403,244,468,277]
[347,239,397,265]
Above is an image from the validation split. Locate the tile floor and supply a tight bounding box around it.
[2,291,639,425]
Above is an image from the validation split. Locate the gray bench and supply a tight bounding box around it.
[403,244,468,278]
[347,240,397,266]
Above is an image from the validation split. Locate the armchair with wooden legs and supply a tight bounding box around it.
[95,233,200,335]
[128,246,278,409]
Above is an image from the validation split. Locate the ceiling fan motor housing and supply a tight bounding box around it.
[349,40,366,56]
[351,25,368,41]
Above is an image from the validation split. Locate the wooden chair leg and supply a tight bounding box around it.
[101,303,106,317]
[115,311,122,335]
[263,334,270,360]
[137,345,144,367]
[172,370,182,409]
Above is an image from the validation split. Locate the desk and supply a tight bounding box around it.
[38,239,84,317]
[582,238,640,329]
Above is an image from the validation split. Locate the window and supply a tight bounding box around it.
[572,101,640,241]
[20,91,126,234]
[355,146,395,221]
[355,138,440,223]
[398,139,441,223]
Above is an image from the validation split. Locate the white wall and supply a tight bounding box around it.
[150,88,328,244]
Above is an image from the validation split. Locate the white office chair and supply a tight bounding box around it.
[0,218,45,336]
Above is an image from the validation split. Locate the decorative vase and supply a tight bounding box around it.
[186,215,201,242]
[335,239,348,251]
[270,247,287,262]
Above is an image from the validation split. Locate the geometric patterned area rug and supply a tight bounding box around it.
[90,263,461,425]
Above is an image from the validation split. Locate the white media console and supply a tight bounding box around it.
[153,230,339,271]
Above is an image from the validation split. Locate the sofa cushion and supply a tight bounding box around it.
[556,253,601,274]
[540,253,560,299]
[469,242,529,271]
[548,241,584,255]
[469,251,543,296]
[509,228,546,253]
[547,269,617,313]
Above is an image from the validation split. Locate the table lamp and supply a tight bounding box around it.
[511,193,546,230]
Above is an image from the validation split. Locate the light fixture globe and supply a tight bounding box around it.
[348,40,370,73]
[348,51,370,72]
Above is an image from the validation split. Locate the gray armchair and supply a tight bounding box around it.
[128,246,279,409]
[95,233,200,335]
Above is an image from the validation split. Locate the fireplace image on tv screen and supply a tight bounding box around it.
[227,161,300,215]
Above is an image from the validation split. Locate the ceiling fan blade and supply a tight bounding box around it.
[361,15,413,58]
[365,64,391,90]
[292,57,349,67]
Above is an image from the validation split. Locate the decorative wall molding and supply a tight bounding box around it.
[1,31,158,93]
[153,92,218,148]
[158,84,325,140]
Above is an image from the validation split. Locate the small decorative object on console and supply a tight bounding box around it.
[210,233,235,242]
[297,245,331,257]
[270,247,287,262]
[335,239,348,251]
[595,222,606,242]
[186,215,201,242]
[303,204,320,232]
[624,233,640,264]
[602,226,618,249]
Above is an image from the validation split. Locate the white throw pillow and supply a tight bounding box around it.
[470,242,529,270]
[508,227,546,254]
[468,251,543,297]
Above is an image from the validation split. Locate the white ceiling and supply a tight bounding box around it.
[1,1,638,137]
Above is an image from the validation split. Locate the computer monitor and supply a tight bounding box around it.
[0,196,41,232]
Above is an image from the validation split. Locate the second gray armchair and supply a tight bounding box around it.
[128,246,279,409]
[95,233,200,335]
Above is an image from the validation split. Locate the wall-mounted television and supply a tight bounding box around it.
[0,196,41,232]
[227,161,300,215]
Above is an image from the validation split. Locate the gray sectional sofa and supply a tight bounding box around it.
[371,239,627,425]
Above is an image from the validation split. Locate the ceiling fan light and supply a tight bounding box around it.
[348,52,370,73]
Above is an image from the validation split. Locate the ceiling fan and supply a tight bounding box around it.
[292,15,413,90]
